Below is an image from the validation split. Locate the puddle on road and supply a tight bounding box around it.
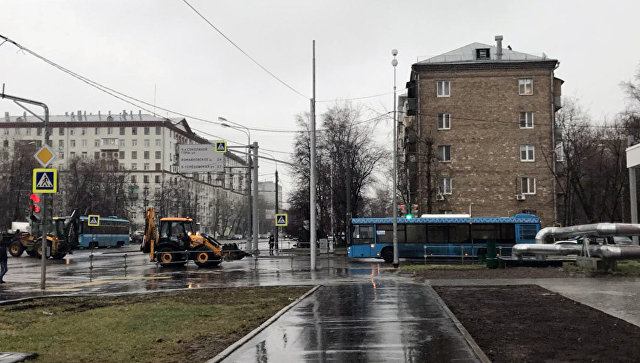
[47,276,172,292]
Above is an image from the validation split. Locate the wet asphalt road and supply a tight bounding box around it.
[220,282,479,363]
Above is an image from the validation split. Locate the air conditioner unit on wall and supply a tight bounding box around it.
[436,193,445,201]
[516,194,526,201]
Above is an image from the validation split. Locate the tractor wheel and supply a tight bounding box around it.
[193,247,222,268]
[9,241,24,257]
[157,247,185,267]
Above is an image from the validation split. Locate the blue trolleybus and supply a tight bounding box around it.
[77,216,131,248]
[348,214,540,263]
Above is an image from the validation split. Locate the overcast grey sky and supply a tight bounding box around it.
[2,0,640,200]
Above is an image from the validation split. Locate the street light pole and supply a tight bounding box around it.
[219,118,252,252]
[310,40,317,270]
[392,49,399,268]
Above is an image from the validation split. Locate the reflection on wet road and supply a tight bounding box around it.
[221,282,479,362]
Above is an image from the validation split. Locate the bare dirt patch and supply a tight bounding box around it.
[409,266,577,280]
[435,285,640,362]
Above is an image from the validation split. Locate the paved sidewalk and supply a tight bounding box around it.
[219,282,481,362]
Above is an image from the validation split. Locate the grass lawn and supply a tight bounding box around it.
[0,286,310,363]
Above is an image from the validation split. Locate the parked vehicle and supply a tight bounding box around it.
[130,230,144,243]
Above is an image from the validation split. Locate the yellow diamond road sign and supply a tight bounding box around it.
[34,144,55,168]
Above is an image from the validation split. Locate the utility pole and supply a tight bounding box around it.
[252,142,259,254]
[310,40,317,270]
[346,151,351,246]
[274,170,279,245]
[392,49,399,268]
[0,89,50,289]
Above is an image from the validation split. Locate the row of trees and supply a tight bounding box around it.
[286,104,386,243]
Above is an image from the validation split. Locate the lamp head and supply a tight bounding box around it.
[391,49,398,56]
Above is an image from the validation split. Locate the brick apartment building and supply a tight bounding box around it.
[400,36,563,226]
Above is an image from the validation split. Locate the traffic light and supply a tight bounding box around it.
[411,204,419,216]
[30,193,41,222]
[398,204,407,217]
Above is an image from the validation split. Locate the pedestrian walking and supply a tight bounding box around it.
[268,234,275,255]
[0,237,8,283]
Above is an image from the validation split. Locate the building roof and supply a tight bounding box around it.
[2,111,177,123]
[416,42,555,65]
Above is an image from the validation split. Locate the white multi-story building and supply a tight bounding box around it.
[0,110,247,232]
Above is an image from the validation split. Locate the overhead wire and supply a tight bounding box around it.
[181,0,308,100]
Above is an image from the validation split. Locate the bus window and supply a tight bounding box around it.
[406,225,426,243]
[427,225,448,243]
[518,224,538,241]
[352,225,374,244]
[376,224,406,243]
[471,224,499,242]
[449,225,469,243]
[500,224,516,243]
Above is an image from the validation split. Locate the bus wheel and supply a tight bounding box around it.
[116,241,124,248]
[9,241,24,257]
[381,247,394,264]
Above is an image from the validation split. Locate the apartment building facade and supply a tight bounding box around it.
[401,36,563,226]
[0,110,247,232]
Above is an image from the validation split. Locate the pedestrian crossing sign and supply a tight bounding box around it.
[215,141,227,153]
[32,168,57,194]
[88,215,100,227]
[275,213,288,227]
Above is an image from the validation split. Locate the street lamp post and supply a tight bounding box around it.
[392,49,399,268]
[219,117,252,251]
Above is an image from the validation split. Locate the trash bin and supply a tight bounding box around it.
[486,240,498,269]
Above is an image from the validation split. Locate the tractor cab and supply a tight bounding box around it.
[159,218,194,250]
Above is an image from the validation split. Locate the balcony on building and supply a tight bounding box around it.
[100,138,119,151]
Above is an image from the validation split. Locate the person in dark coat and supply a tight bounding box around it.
[268,234,275,255]
[0,237,8,283]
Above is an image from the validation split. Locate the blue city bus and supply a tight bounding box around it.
[348,214,540,263]
[77,216,131,248]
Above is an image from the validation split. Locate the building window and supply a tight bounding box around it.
[155,175,161,183]
[520,145,535,162]
[120,127,125,135]
[144,127,150,135]
[37,128,42,136]
[439,177,452,195]
[438,145,451,162]
[69,129,75,136]
[60,152,64,159]
[107,127,113,135]
[131,175,137,183]
[81,152,87,159]
[144,163,150,170]
[95,127,100,135]
[156,126,161,135]
[132,127,137,135]
[519,79,533,95]
[155,163,161,171]
[70,140,76,148]
[437,113,451,130]
[81,139,87,147]
[132,139,138,147]
[155,151,161,159]
[144,139,150,147]
[519,112,534,128]
[155,139,161,146]
[521,177,536,194]
[58,140,64,148]
[556,142,565,162]
[119,163,125,170]
[81,128,87,135]
[132,163,137,170]
[70,152,76,159]
[94,139,100,147]
[144,175,149,183]
[132,151,137,159]
[59,128,64,136]
[144,151,150,159]
[475,48,490,60]
[119,151,125,159]
[94,152,99,160]
[437,81,450,97]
